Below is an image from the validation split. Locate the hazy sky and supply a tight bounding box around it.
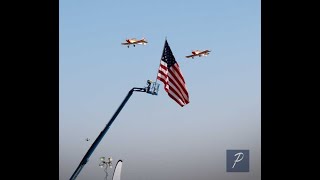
[59,0,261,179]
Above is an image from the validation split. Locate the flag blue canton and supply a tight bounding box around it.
[161,41,176,68]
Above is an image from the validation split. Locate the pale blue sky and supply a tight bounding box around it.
[60,0,260,179]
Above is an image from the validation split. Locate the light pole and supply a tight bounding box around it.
[99,157,113,180]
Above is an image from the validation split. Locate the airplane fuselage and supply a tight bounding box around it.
[186,50,211,59]
[122,38,148,48]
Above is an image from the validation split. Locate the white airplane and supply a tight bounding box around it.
[185,50,211,59]
[121,38,148,48]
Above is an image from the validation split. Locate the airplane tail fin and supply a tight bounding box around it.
[142,37,148,43]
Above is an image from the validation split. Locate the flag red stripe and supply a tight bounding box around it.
[158,70,167,78]
[157,65,189,106]
[157,76,167,86]
[157,73,169,92]
[168,70,189,98]
[160,64,167,70]
[168,68,189,99]
[168,92,185,107]
[167,81,187,104]
[171,64,186,84]
[168,75,189,103]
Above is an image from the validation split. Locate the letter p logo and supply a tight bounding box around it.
[232,152,244,168]
[227,150,249,172]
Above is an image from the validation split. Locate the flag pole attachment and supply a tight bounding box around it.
[70,81,158,180]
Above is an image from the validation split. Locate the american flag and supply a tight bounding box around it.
[157,40,189,107]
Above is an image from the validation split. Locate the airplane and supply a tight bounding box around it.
[185,50,211,59]
[121,38,148,48]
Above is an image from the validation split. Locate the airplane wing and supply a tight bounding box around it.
[186,54,197,58]
[122,41,139,45]
[186,50,211,58]
[122,39,147,45]
[135,40,148,44]
[196,50,210,55]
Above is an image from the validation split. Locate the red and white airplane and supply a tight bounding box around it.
[185,50,211,59]
[121,38,148,48]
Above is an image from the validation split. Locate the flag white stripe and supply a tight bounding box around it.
[168,90,185,106]
[171,64,187,85]
[160,61,167,66]
[168,73,189,102]
[168,81,187,104]
[158,67,167,75]
[168,70,188,97]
